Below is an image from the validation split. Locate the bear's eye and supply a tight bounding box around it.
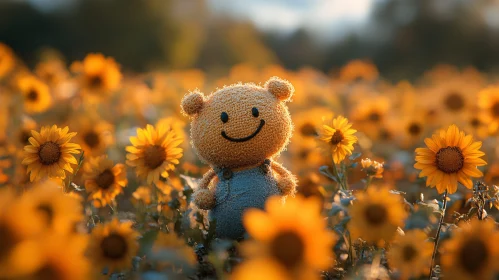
[221,112,229,123]
[252,107,259,118]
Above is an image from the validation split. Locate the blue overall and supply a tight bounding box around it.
[209,160,281,239]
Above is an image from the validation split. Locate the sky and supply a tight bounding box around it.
[24,0,376,42]
[207,0,376,41]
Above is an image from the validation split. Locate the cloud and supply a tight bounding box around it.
[208,0,375,39]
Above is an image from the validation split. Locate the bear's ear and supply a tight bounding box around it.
[265,76,294,102]
[181,90,205,116]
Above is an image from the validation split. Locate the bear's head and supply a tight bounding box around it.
[181,76,294,169]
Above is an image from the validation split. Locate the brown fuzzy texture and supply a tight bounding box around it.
[271,160,297,196]
[265,76,294,101]
[193,188,216,210]
[183,77,297,209]
[181,90,204,116]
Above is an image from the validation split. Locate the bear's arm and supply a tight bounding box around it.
[270,161,297,196]
[193,168,217,210]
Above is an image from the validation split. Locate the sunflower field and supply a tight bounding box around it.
[1,38,499,280]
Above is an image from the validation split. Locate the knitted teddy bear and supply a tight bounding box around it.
[181,76,297,239]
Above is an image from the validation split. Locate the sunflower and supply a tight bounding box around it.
[478,86,499,134]
[0,159,10,184]
[132,186,152,206]
[404,119,425,139]
[485,163,499,186]
[318,115,357,164]
[288,108,331,173]
[350,95,390,125]
[0,43,15,78]
[156,178,188,217]
[414,125,486,194]
[87,218,139,273]
[349,95,391,140]
[440,219,499,280]
[338,60,379,83]
[126,124,183,185]
[155,117,191,161]
[387,113,429,148]
[18,75,52,114]
[152,232,197,269]
[231,259,289,280]
[361,158,384,178]
[22,125,81,182]
[387,229,433,279]
[16,234,90,280]
[71,53,121,99]
[83,156,127,208]
[348,186,407,244]
[21,182,83,235]
[70,115,114,156]
[296,173,326,203]
[464,113,489,139]
[0,188,44,277]
[16,117,37,148]
[420,77,482,126]
[35,59,69,86]
[238,195,336,280]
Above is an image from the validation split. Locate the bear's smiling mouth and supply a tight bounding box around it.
[221,119,265,142]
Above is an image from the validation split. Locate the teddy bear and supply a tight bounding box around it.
[181,76,297,239]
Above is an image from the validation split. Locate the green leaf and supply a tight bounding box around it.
[349,152,361,161]
[329,204,345,216]
[138,230,159,256]
[319,165,338,182]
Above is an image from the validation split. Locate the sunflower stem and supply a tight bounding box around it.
[364,177,372,191]
[331,160,347,190]
[341,162,349,190]
[429,190,448,279]
[65,151,85,193]
[347,231,354,267]
[109,202,117,215]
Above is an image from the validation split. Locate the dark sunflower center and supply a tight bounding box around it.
[401,245,418,261]
[435,146,464,174]
[33,264,63,280]
[27,89,39,101]
[330,131,344,145]
[0,223,17,259]
[379,128,392,140]
[300,123,317,137]
[36,204,54,225]
[368,111,381,122]
[270,231,305,269]
[459,238,488,274]
[491,102,499,118]
[89,75,103,88]
[470,117,481,128]
[101,233,128,260]
[444,92,465,112]
[38,142,61,165]
[19,130,31,145]
[364,204,388,226]
[83,131,100,148]
[44,72,55,83]
[297,177,321,198]
[364,165,379,176]
[407,122,422,136]
[144,145,166,169]
[298,149,309,160]
[96,169,115,190]
[427,109,437,118]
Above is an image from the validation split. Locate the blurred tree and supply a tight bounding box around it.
[0,0,177,71]
[2,0,499,79]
